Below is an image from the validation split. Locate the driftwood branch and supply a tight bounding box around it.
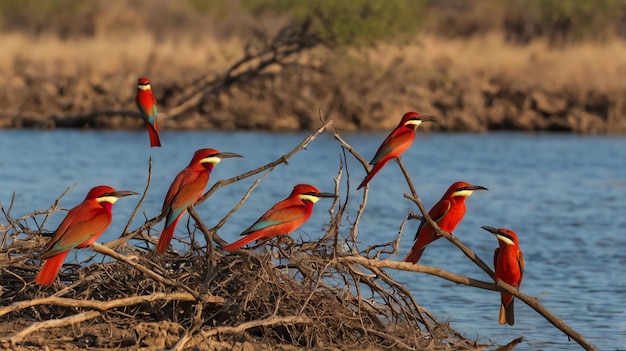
[0,292,202,317]
[200,315,313,337]
[8,311,101,345]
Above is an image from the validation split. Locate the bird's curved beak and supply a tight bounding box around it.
[308,192,337,199]
[417,115,437,123]
[217,152,243,159]
[481,225,498,235]
[111,190,139,198]
[460,184,488,192]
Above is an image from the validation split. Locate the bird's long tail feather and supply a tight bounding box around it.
[35,251,70,286]
[500,295,515,325]
[403,247,425,264]
[156,216,180,253]
[357,161,387,190]
[147,122,161,147]
[222,234,262,252]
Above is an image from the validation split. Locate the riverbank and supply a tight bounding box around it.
[1,33,625,133]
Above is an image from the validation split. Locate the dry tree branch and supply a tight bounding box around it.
[392,158,598,351]
[122,156,152,235]
[165,18,325,121]
[495,280,598,351]
[7,310,101,345]
[91,243,199,299]
[199,315,313,338]
[106,119,333,250]
[395,157,496,280]
[332,128,370,246]
[335,255,497,292]
[0,292,202,317]
[198,119,333,206]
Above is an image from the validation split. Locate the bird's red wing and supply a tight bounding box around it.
[170,172,208,210]
[517,250,525,287]
[493,247,500,273]
[136,92,156,118]
[242,204,307,236]
[163,170,207,212]
[41,208,111,258]
[370,128,414,164]
[414,200,451,241]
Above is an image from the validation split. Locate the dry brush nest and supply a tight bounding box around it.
[0,120,596,351]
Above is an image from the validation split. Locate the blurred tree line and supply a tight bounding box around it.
[0,0,624,45]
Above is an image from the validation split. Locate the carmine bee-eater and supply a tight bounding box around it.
[404,181,488,263]
[222,184,336,251]
[136,77,161,147]
[156,148,242,253]
[481,226,524,326]
[357,111,436,190]
[35,186,137,286]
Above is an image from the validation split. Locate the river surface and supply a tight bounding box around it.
[1,129,624,350]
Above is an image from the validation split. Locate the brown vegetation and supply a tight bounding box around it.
[0,1,625,133]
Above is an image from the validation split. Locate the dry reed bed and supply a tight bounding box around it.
[0,33,625,133]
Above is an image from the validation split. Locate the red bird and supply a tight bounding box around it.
[156,148,242,253]
[35,186,137,286]
[404,181,487,263]
[135,77,161,147]
[222,184,336,251]
[481,226,525,326]
[357,111,436,190]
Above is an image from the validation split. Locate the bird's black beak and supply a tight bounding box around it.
[111,190,139,198]
[216,152,243,159]
[416,115,437,123]
[481,226,498,235]
[481,226,514,243]
[460,184,488,192]
[306,192,337,199]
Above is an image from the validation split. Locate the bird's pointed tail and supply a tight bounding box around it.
[357,161,386,190]
[35,251,70,286]
[222,234,261,252]
[403,247,425,264]
[156,217,180,253]
[147,122,161,147]
[500,295,515,325]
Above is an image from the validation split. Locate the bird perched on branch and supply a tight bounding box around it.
[404,181,487,263]
[482,226,524,326]
[35,186,137,286]
[222,184,336,251]
[357,111,436,190]
[136,77,162,147]
[156,148,242,253]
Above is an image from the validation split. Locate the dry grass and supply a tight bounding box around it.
[3,31,626,92]
[352,34,626,93]
[1,30,625,133]
[0,32,243,78]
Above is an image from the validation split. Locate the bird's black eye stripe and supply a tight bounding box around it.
[498,231,514,242]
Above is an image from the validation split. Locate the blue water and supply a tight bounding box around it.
[1,130,624,350]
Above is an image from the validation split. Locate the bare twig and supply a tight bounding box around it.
[200,315,312,337]
[0,292,203,317]
[335,255,497,292]
[91,243,199,299]
[122,156,152,235]
[8,311,101,345]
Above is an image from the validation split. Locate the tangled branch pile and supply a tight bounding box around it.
[0,123,481,351]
